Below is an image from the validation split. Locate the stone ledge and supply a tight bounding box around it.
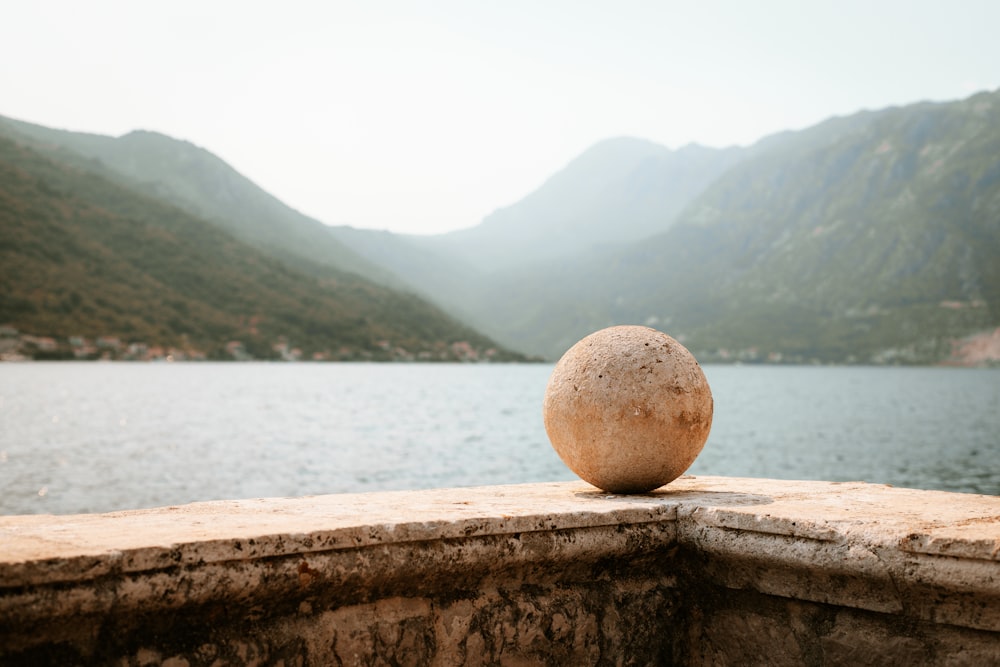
[4,477,998,576]
[2,476,999,663]
[0,481,683,587]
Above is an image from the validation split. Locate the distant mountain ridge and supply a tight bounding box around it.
[401,137,744,271]
[327,136,748,349]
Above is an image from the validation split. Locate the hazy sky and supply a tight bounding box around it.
[3,1,999,234]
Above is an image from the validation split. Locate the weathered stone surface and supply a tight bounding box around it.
[2,477,1000,664]
[682,590,1000,666]
[543,325,713,493]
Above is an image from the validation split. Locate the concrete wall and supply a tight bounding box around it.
[2,476,999,665]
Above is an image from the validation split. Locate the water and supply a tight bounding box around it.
[1,363,997,515]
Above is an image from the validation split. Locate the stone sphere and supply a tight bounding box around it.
[543,325,713,493]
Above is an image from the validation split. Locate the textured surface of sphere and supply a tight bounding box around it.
[543,326,713,493]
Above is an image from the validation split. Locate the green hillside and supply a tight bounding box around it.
[506,91,1000,362]
[0,135,526,361]
[0,116,400,288]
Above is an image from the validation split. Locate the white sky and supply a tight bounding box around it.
[3,1,999,234]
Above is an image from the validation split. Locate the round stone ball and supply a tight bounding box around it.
[543,325,713,494]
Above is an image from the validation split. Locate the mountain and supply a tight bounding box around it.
[330,90,1000,365]
[328,137,744,347]
[404,137,744,271]
[327,225,488,325]
[0,116,399,287]
[8,90,995,365]
[496,90,1000,362]
[0,134,526,361]
[637,91,1000,363]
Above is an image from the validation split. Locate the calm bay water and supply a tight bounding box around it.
[1,363,998,515]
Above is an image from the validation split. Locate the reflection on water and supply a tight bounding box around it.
[690,365,1000,496]
[1,363,997,515]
